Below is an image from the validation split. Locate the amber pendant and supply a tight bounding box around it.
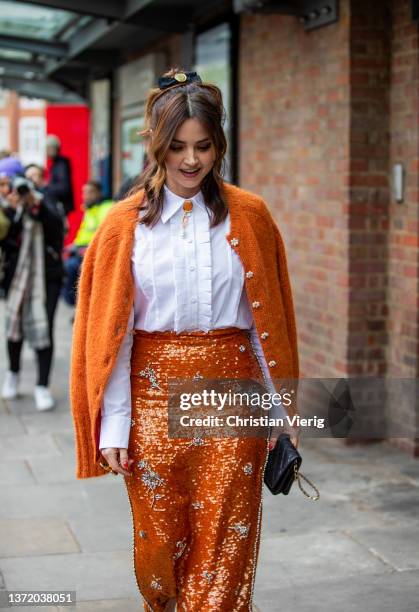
[181,200,193,238]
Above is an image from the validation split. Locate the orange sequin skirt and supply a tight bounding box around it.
[123,327,270,612]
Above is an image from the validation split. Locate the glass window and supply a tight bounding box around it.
[195,23,233,182]
[0,88,9,108]
[19,97,45,110]
[91,79,111,198]
[0,2,76,41]
[18,116,46,166]
[121,115,146,184]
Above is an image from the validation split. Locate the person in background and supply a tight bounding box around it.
[0,156,24,182]
[0,193,10,283]
[0,172,13,205]
[0,172,17,295]
[25,163,68,232]
[0,206,10,240]
[62,181,113,307]
[0,169,65,410]
[46,134,74,216]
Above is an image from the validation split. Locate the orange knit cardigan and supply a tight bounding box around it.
[69,182,299,479]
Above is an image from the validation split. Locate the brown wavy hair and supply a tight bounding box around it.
[123,67,229,228]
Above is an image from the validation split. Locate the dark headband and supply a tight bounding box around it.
[158,71,202,90]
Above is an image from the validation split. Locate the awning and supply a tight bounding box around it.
[0,1,340,101]
[0,0,232,102]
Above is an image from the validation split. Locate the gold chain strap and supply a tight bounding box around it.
[293,462,320,501]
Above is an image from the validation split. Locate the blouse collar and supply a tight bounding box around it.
[161,183,206,224]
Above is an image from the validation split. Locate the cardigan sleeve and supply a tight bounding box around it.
[69,232,108,479]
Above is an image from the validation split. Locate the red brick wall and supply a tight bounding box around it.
[239,1,352,377]
[388,0,419,454]
[239,0,418,454]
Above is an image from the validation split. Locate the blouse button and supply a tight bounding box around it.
[245,271,254,279]
[252,301,260,309]
[189,265,195,271]
[268,360,277,368]
[261,332,269,340]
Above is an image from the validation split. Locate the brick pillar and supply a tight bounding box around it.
[347,0,391,377]
[8,91,19,153]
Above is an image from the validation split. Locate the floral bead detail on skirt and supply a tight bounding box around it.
[123,327,269,612]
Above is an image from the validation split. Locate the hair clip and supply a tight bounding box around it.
[158,71,202,90]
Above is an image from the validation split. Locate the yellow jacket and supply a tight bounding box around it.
[73,200,113,247]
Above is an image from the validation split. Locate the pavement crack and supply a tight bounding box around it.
[342,529,397,571]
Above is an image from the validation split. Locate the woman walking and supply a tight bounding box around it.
[70,69,299,611]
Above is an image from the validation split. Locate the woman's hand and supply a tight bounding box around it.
[268,424,300,451]
[289,429,300,449]
[100,447,134,476]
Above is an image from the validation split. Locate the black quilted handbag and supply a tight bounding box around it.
[264,433,319,499]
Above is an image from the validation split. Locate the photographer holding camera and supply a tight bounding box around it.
[0,170,64,410]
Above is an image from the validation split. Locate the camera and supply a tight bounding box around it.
[11,177,43,204]
[12,177,33,197]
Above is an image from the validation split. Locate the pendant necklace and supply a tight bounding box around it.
[181,200,193,238]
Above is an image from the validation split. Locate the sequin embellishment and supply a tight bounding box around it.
[187,436,206,447]
[193,371,204,380]
[239,345,246,352]
[243,463,253,475]
[191,500,204,509]
[201,570,215,583]
[137,364,162,390]
[150,576,163,590]
[138,530,147,538]
[173,538,187,560]
[229,522,250,539]
[137,459,166,510]
[230,237,239,247]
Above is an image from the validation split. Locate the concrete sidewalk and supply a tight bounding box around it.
[0,299,418,611]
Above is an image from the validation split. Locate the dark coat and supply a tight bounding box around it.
[48,155,74,215]
[0,191,65,296]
